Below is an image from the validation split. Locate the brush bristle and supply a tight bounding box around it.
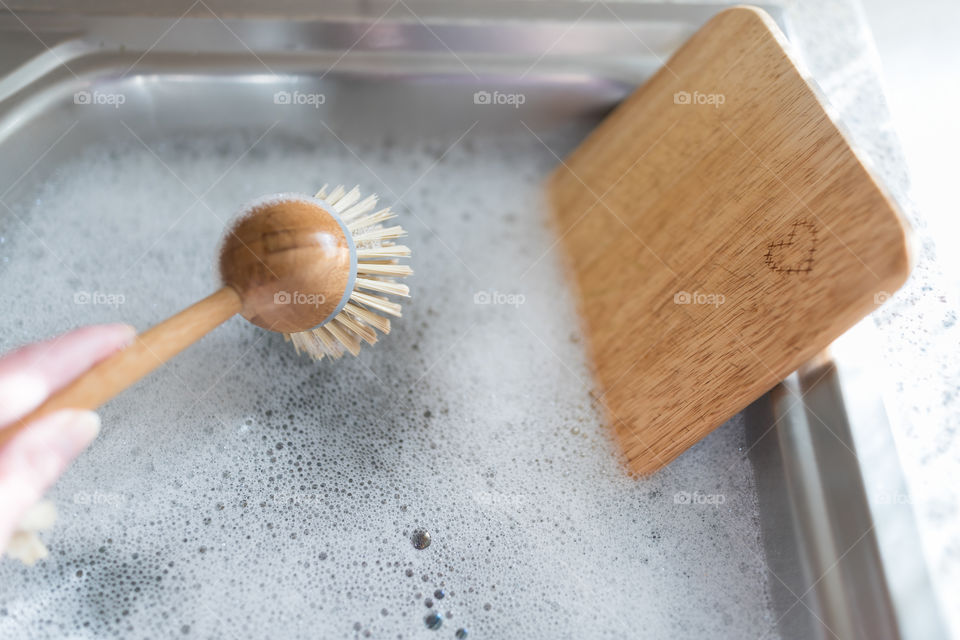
[285,186,411,360]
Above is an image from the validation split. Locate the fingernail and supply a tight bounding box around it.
[1,410,99,491]
[0,409,100,506]
[48,410,101,461]
[0,374,48,425]
[111,323,138,347]
[69,410,101,449]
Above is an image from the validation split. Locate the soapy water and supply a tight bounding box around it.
[0,127,777,638]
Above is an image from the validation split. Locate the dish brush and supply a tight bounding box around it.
[0,185,411,448]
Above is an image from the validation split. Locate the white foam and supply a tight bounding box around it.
[0,128,777,638]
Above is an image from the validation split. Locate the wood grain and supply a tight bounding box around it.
[220,198,353,333]
[547,7,912,475]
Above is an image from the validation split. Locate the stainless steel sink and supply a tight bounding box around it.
[0,3,946,638]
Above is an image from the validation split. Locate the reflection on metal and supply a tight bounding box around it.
[747,356,947,639]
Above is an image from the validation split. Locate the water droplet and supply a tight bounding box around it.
[411,529,431,550]
[424,598,434,608]
[424,612,442,630]
[433,589,445,600]
[483,603,492,611]
[455,629,468,639]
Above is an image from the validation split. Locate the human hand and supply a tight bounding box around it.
[0,324,135,558]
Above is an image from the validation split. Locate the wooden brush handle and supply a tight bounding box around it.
[0,286,243,449]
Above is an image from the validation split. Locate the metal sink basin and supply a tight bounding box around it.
[0,3,946,639]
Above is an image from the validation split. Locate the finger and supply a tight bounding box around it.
[0,409,100,548]
[0,324,135,427]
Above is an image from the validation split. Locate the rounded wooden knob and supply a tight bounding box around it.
[218,195,356,334]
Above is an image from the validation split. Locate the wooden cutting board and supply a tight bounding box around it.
[548,6,912,475]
